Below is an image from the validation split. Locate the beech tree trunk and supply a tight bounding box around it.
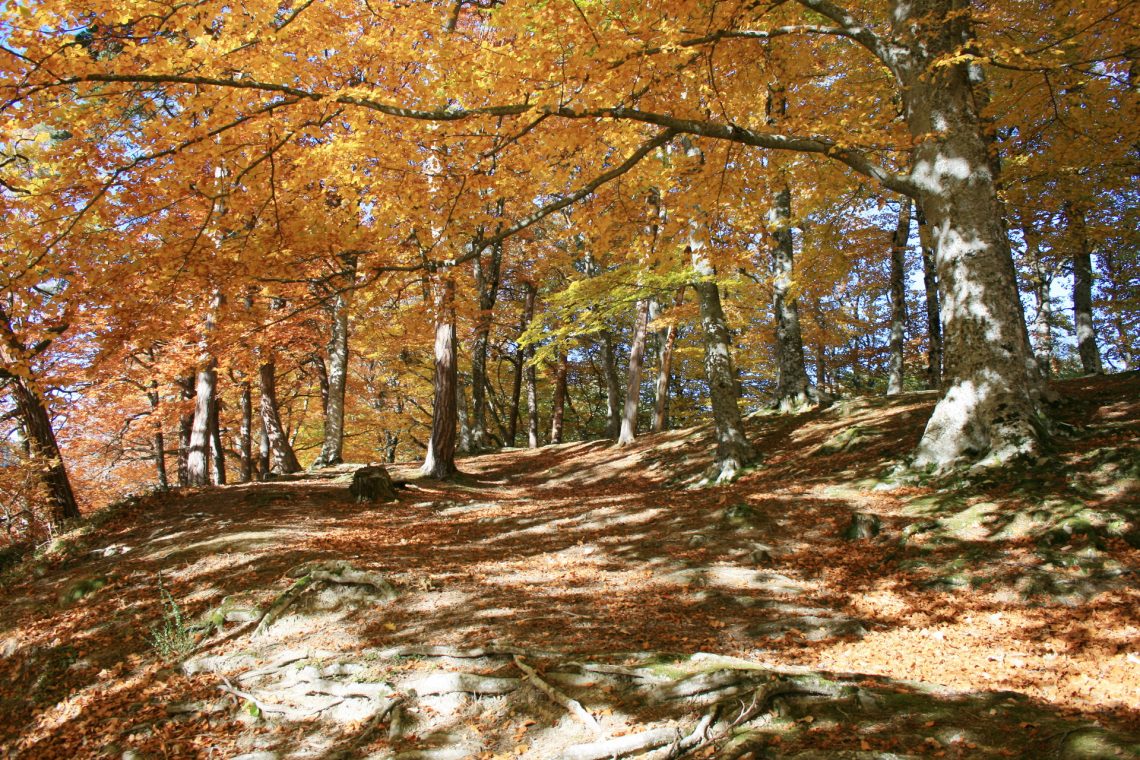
[506,353,523,446]
[384,431,399,462]
[177,375,194,486]
[456,374,475,454]
[523,284,540,448]
[259,362,302,473]
[651,288,684,432]
[549,349,568,445]
[238,381,253,483]
[769,183,813,410]
[1023,224,1055,377]
[887,199,912,396]
[315,262,355,467]
[422,278,459,478]
[9,375,80,526]
[470,242,503,451]
[602,332,623,439]
[1065,202,1103,375]
[186,363,216,487]
[915,204,943,389]
[209,379,226,485]
[617,299,649,445]
[692,262,756,481]
[896,0,1044,468]
[257,419,270,478]
[147,382,168,490]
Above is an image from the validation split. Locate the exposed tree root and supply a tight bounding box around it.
[513,655,601,735]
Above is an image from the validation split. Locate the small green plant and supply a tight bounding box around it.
[148,575,194,660]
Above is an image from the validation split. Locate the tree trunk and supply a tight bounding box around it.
[651,288,684,433]
[422,277,459,478]
[238,381,253,483]
[1065,202,1103,375]
[915,203,943,390]
[602,332,623,439]
[186,364,216,487]
[258,418,271,479]
[147,382,168,490]
[177,374,194,486]
[617,299,649,445]
[470,242,503,451]
[311,356,329,415]
[896,0,1044,468]
[259,362,302,473]
[314,253,357,466]
[506,353,523,446]
[549,349,568,445]
[209,376,226,485]
[887,199,912,396]
[693,270,756,481]
[523,284,540,448]
[384,431,399,463]
[9,376,80,526]
[769,183,813,410]
[456,374,475,454]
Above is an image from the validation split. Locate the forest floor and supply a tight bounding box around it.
[1,373,1138,760]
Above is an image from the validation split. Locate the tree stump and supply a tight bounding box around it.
[843,512,881,540]
[349,466,398,503]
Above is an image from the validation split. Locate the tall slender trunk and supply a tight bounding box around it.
[523,284,540,448]
[314,252,357,466]
[177,375,194,486]
[602,332,623,439]
[456,374,474,454]
[384,431,399,463]
[915,203,943,389]
[311,356,329,415]
[422,277,459,478]
[1022,224,1055,377]
[549,350,568,445]
[147,382,168,490]
[209,377,226,485]
[1065,202,1103,375]
[506,353,523,446]
[693,267,756,481]
[887,199,912,395]
[9,376,80,526]
[238,381,253,483]
[470,242,503,451]
[769,183,813,410]
[895,0,1044,468]
[652,288,684,432]
[259,362,302,473]
[617,299,649,445]
[258,418,271,479]
[186,363,216,487]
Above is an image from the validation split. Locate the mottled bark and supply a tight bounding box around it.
[896,0,1044,468]
[314,253,357,467]
[177,375,194,486]
[692,262,755,481]
[259,362,302,473]
[147,382,168,490]
[257,418,270,479]
[549,349,568,445]
[523,284,540,448]
[1065,202,1103,375]
[651,288,684,433]
[470,242,502,451]
[1022,224,1055,377]
[185,364,216,487]
[617,300,649,445]
[456,374,474,454]
[238,381,253,483]
[9,375,80,526]
[769,183,813,410]
[422,278,459,478]
[887,199,912,396]
[915,203,943,389]
[209,378,226,485]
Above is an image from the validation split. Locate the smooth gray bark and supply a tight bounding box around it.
[915,203,943,389]
[422,277,459,478]
[185,363,216,487]
[238,380,253,483]
[314,253,357,466]
[602,332,623,439]
[1065,202,1103,375]
[549,350,568,445]
[5,369,80,526]
[470,242,503,450]
[1022,223,1055,377]
[887,199,912,396]
[651,288,683,433]
[769,184,813,410]
[209,378,225,485]
[523,283,540,448]
[259,362,302,473]
[617,300,649,445]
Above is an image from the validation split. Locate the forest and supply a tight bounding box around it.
[1,0,1138,758]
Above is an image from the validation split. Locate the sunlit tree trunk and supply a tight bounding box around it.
[506,353,523,446]
[523,284,540,448]
[692,259,756,481]
[895,0,1044,468]
[238,381,253,483]
[259,361,301,473]
[549,349,568,445]
[209,378,226,485]
[314,254,356,467]
[257,418,270,479]
[651,289,683,433]
[887,199,912,396]
[176,375,194,486]
[915,204,943,389]
[1022,224,1055,377]
[1064,202,1103,375]
[617,299,649,445]
[186,362,216,487]
[8,374,80,526]
[769,183,813,410]
[456,374,474,454]
[422,277,459,478]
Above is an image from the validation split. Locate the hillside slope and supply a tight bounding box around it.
[1,373,1137,759]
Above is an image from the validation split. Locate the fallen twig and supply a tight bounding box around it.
[514,655,602,735]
